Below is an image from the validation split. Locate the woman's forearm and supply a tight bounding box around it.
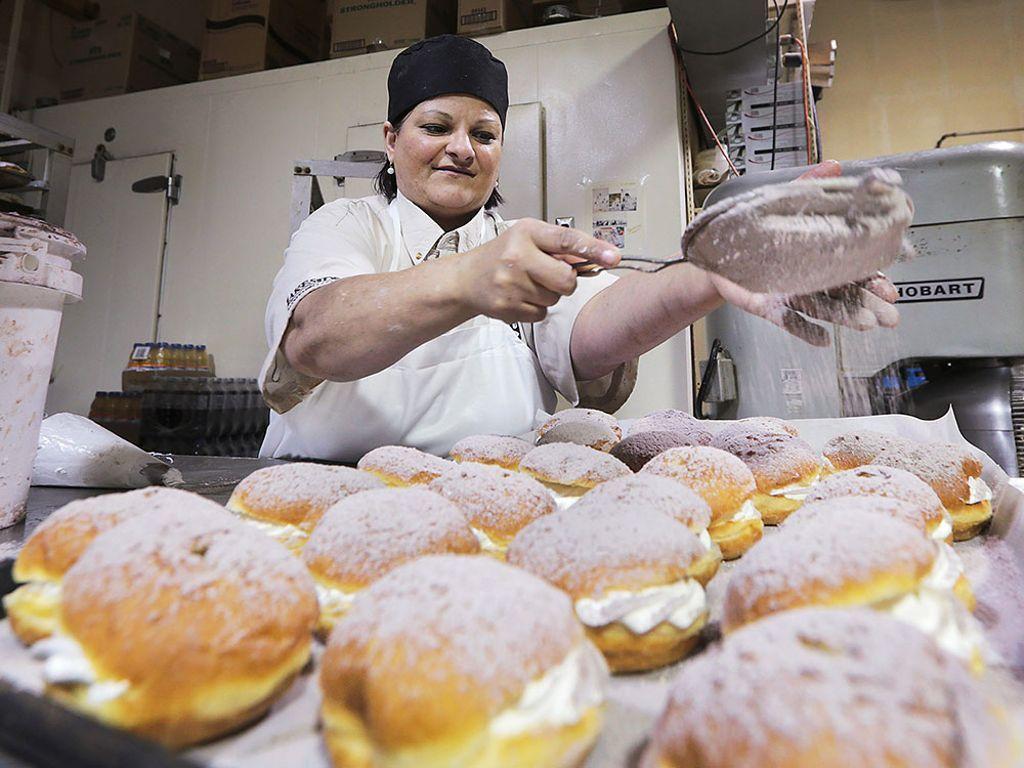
[570,260,724,381]
[283,255,474,382]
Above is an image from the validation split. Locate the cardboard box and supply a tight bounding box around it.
[200,0,324,80]
[328,0,455,59]
[458,0,527,35]
[59,14,200,103]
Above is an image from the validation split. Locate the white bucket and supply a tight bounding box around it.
[0,214,83,528]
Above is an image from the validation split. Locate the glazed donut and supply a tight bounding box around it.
[627,410,711,443]
[319,555,608,768]
[449,434,534,470]
[722,504,985,668]
[536,408,622,451]
[518,443,631,510]
[34,507,317,748]
[610,430,705,472]
[226,462,384,551]
[641,446,762,560]
[711,427,824,524]
[428,463,555,557]
[302,488,479,635]
[873,441,994,541]
[821,429,913,471]
[3,487,227,646]
[508,504,709,672]
[356,445,453,486]
[642,608,1017,768]
[574,474,721,585]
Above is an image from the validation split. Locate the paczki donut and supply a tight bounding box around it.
[33,507,317,747]
[319,555,609,768]
[226,462,384,551]
[641,446,763,560]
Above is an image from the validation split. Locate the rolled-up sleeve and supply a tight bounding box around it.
[531,272,638,413]
[259,199,383,413]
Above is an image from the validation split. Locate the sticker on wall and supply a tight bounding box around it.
[586,180,646,257]
[780,367,804,415]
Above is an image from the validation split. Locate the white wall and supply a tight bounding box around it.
[31,9,692,417]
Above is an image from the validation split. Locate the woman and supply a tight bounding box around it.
[260,35,897,461]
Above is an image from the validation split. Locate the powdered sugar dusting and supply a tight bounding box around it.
[958,537,1024,668]
[357,445,452,484]
[710,416,798,439]
[537,408,621,441]
[537,420,621,451]
[324,555,584,713]
[822,430,914,470]
[302,488,479,586]
[873,442,983,504]
[611,431,704,472]
[725,507,935,626]
[20,487,229,577]
[61,507,317,675]
[787,496,929,535]
[428,463,554,537]
[628,411,710,444]
[519,444,631,487]
[711,430,820,490]
[575,474,712,532]
[448,434,533,467]
[649,608,1008,768]
[804,465,945,525]
[508,505,705,597]
[228,463,384,528]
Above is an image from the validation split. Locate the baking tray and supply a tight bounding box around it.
[0,411,1021,767]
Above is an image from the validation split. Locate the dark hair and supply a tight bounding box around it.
[373,117,505,210]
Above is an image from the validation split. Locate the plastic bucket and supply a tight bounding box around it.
[0,214,83,528]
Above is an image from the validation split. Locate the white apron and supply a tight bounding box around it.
[261,201,555,462]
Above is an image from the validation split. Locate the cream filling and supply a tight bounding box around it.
[314,582,358,615]
[930,512,954,542]
[31,635,130,706]
[236,515,308,549]
[922,543,965,592]
[471,526,505,553]
[966,476,992,505]
[574,578,707,635]
[726,499,761,523]
[549,489,583,511]
[698,528,713,551]
[489,643,608,738]
[882,588,985,663]
[767,481,815,501]
[874,544,980,662]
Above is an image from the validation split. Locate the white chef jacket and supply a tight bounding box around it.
[258,191,636,461]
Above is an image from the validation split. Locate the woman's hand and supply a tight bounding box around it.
[706,160,900,346]
[454,218,620,323]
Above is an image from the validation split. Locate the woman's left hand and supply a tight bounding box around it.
[706,160,900,347]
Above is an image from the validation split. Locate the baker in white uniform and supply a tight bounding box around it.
[260,35,899,462]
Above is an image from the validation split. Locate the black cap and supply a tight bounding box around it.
[387,35,509,127]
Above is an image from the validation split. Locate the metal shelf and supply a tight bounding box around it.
[0,113,74,226]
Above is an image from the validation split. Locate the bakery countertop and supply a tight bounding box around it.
[0,455,284,578]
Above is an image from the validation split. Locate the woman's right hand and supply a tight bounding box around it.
[454,218,620,323]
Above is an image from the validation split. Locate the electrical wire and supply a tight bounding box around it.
[770,0,780,169]
[677,0,789,56]
[668,23,740,178]
[789,36,814,164]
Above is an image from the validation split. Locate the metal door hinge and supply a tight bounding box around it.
[131,173,182,205]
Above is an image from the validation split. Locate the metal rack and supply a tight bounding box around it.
[0,112,75,226]
[289,150,386,237]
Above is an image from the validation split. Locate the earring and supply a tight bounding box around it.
[386,163,394,175]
